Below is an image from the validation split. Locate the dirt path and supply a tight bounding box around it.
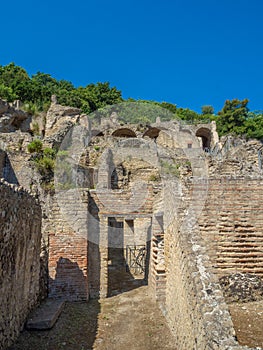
[93,286,175,350]
[229,300,263,348]
[9,286,176,350]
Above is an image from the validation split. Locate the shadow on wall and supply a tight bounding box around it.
[0,150,19,184]
[88,193,101,299]
[49,257,88,301]
[145,225,152,282]
[10,261,100,350]
[107,246,147,297]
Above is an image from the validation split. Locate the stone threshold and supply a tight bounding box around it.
[26,299,65,330]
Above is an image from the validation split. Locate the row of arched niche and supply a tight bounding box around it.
[92,126,212,150]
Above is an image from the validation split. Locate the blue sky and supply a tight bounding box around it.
[1,0,263,113]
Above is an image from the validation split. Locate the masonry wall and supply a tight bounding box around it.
[88,189,154,298]
[47,189,89,300]
[198,177,263,276]
[162,179,245,350]
[0,180,42,350]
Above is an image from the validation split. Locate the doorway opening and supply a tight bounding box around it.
[107,217,149,297]
[196,127,212,151]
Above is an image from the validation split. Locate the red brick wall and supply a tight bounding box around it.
[48,231,88,300]
[198,177,263,276]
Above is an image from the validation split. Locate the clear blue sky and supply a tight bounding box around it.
[1,0,263,113]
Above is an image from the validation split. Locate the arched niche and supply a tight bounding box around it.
[112,128,137,138]
[143,127,161,139]
[195,127,212,150]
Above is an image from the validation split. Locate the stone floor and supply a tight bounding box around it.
[9,286,176,350]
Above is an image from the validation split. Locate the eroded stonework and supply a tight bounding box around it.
[0,179,41,349]
[1,98,263,349]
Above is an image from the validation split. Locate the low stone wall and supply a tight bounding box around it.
[164,220,241,349]
[0,180,42,350]
[162,178,247,350]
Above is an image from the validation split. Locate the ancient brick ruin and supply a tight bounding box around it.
[1,98,263,349]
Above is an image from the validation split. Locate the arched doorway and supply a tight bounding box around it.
[195,127,211,150]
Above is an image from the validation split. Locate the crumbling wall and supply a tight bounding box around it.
[162,178,244,350]
[0,180,42,350]
[0,98,31,133]
[198,177,263,277]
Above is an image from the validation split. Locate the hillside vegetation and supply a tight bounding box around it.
[1,63,263,139]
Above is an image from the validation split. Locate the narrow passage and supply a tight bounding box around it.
[9,286,176,350]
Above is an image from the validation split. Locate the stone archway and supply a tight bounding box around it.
[195,127,212,150]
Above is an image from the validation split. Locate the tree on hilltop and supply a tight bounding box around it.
[201,105,214,115]
[216,98,249,136]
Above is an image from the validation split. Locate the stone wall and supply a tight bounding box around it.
[0,180,42,350]
[162,178,246,350]
[198,177,263,277]
[46,176,156,300]
[47,189,89,301]
[87,189,154,298]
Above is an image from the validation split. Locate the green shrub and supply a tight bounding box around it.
[41,181,55,193]
[43,147,56,159]
[23,102,39,115]
[57,150,69,158]
[27,139,43,154]
[28,143,57,180]
[0,84,17,102]
[31,122,40,135]
[160,160,180,177]
[35,156,55,175]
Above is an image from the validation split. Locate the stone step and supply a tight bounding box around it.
[26,299,65,330]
